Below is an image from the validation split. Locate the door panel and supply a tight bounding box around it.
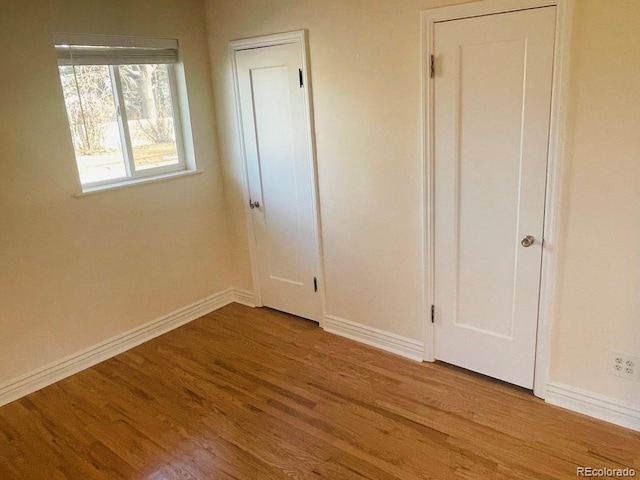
[251,66,301,283]
[433,7,556,388]
[236,43,321,322]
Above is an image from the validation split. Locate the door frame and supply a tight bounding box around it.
[421,0,575,398]
[229,30,326,325]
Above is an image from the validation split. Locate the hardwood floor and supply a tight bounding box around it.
[0,304,638,479]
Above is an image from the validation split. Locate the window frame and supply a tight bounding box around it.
[54,34,194,192]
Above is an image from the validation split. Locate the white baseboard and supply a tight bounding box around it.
[545,382,640,432]
[0,288,255,408]
[323,314,424,362]
[232,288,256,307]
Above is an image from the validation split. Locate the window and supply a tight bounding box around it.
[55,35,194,191]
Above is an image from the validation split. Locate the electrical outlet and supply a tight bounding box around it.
[608,350,640,381]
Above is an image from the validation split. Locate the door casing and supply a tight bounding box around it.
[230,30,326,326]
[422,0,575,398]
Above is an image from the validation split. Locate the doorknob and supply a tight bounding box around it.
[521,235,535,247]
[249,199,260,209]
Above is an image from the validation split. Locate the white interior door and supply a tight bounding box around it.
[235,42,322,322]
[433,7,556,388]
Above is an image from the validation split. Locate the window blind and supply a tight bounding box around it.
[54,34,179,66]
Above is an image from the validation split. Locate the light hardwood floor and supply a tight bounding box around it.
[1,303,638,479]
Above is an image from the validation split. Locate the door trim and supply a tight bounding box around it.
[229,30,326,325]
[421,0,575,398]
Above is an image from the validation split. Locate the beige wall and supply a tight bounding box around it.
[206,0,640,404]
[0,0,233,383]
[550,0,640,403]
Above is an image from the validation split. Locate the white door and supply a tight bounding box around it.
[433,7,556,388]
[235,42,322,322]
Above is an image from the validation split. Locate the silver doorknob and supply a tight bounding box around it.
[249,199,260,209]
[521,235,535,247]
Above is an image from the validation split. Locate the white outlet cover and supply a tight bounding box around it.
[607,350,640,381]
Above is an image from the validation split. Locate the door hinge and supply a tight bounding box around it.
[299,68,304,88]
[313,276,318,292]
[431,305,435,323]
[430,55,435,79]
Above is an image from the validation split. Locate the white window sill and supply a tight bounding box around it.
[75,169,202,197]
